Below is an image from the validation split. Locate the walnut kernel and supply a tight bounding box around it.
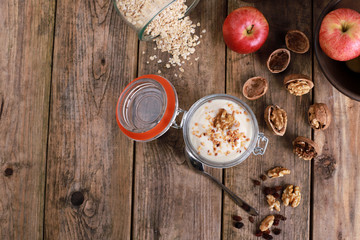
[267,167,291,178]
[308,103,332,130]
[267,195,281,212]
[213,109,235,130]
[293,136,320,160]
[284,74,313,96]
[259,215,275,232]
[264,105,287,136]
[282,185,301,208]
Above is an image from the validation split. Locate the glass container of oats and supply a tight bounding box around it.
[113,0,200,40]
[117,75,268,168]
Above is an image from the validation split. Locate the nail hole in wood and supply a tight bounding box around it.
[101,59,105,65]
[4,168,13,176]
[71,191,84,206]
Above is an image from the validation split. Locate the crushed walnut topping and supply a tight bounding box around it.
[213,109,236,130]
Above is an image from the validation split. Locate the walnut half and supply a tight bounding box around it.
[259,215,275,232]
[282,185,301,208]
[267,194,281,211]
[285,30,310,54]
[284,74,314,96]
[293,136,320,160]
[308,103,332,130]
[264,105,287,136]
[267,48,291,73]
[267,167,291,178]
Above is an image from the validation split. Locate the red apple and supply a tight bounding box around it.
[319,8,360,61]
[223,7,269,54]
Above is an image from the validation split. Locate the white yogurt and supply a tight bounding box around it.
[188,99,254,162]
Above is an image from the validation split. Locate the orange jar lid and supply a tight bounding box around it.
[116,74,178,142]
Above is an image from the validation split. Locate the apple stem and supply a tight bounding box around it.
[342,25,348,33]
[247,24,254,34]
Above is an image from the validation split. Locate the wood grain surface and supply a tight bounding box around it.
[1,0,359,239]
[132,0,226,239]
[223,0,312,239]
[0,0,55,239]
[312,1,360,239]
[44,0,137,239]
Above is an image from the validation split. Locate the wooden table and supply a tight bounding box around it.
[1,0,359,239]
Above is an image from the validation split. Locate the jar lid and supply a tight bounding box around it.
[116,75,178,141]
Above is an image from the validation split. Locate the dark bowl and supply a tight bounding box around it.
[314,0,360,101]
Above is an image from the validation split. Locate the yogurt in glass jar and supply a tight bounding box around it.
[188,99,254,162]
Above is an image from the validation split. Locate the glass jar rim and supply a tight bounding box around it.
[182,94,259,168]
[116,74,178,142]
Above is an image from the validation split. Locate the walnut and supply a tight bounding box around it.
[267,48,291,73]
[282,185,301,208]
[264,105,287,136]
[285,30,310,54]
[242,76,268,100]
[308,103,332,130]
[267,167,291,178]
[267,194,281,212]
[284,74,314,96]
[213,109,236,130]
[293,136,320,160]
[259,215,275,232]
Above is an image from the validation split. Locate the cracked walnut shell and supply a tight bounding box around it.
[308,103,332,130]
[285,30,310,54]
[284,74,314,96]
[293,136,320,160]
[267,194,281,212]
[264,105,287,136]
[267,167,291,178]
[242,76,268,100]
[259,215,275,232]
[267,48,291,73]
[282,185,301,208]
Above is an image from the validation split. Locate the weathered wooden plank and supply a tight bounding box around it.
[132,1,226,239]
[0,0,55,239]
[44,0,137,239]
[312,0,360,239]
[223,0,312,239]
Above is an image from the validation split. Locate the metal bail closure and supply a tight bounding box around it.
[253,132,268,155]
[171,108,187,129]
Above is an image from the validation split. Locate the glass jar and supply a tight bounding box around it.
[116,75,268,168]
[113,0,201,41]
